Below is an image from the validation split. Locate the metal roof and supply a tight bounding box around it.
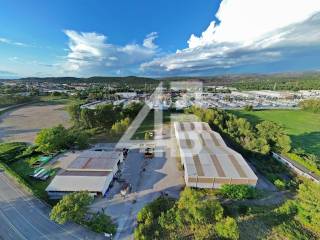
[46,150,120,193]
[67,150,121,171]
[45,171,111,192]
[174,122,258,181]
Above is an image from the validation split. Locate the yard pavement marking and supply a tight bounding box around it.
[0,173,83,240]
[0,208,28,240]
[0,184,50,240]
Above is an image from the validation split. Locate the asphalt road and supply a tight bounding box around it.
[0,172,104,240]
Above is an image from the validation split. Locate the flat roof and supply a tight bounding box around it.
[46,170,111,192]
[67,150,121,171]
[174,122,258,181]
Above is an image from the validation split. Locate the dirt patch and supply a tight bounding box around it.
[0,103,71,143]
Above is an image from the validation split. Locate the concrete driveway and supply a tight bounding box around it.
[90,144,184,240]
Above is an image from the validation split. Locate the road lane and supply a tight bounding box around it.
[0,172,103,240]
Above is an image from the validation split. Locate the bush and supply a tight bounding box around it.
[110,117,130,136]
[299,99,320,113]
[215,217,240,240]
[0,142,28,163]
[237,205,249,215]
[276,200,297,216]
[244,105,253,111]
[86,213,116,234]
[220,184,258,200]
[274,179,286,190]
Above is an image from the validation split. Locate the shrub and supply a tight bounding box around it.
[244,105,253,111]
[220,184,258,200]
[274,179,286,190]
[86,213,116,234]
[215,217,240,240]
[0,142,28,163]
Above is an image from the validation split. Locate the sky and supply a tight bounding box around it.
[1,0,320,78]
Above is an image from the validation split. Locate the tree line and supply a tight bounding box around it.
[186,106,292,155]
[0,95,35,108]
[68,102,143,135]
[299,99,320,113]
[135,188,239,240]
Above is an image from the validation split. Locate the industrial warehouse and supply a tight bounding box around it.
[46,150,123,199]
[174,122,258,188]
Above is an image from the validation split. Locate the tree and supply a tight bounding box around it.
[160,188,236,240]
[256,121,291,153]
[134,196,175,240]
[68,129,89,149]
[80,108,97,129]
[122,102,143,119]
[35,125,89,153]
[110,117,130,136]
[295,180,320,235]
[50,192,93,224]
[67,103,81,125]
[135,188,240,240]
[35,125,70,153]
[95,104,117,129]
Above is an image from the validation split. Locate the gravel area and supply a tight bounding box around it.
[0,103,70,143]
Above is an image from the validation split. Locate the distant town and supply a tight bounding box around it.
[0,75,320,240]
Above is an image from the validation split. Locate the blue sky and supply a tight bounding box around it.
[1,0,320,78]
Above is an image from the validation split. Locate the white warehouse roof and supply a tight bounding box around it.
[174,122,258,188]
[46,171,112,192]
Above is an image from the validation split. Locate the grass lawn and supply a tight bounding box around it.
[8,158,56,200]
[231,109,320,157]
[131,110,172,140]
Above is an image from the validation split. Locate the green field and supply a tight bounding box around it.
[231,109,320,157]
[131,110,172,140]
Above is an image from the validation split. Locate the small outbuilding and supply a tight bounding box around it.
[46,150,123,199]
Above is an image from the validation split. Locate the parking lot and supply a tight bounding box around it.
[90,136,184,240]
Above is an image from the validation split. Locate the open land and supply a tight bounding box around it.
[231,109,320,157]
[0,102,71,143]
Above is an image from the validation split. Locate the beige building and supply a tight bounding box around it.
[174,122,258,188]
[46,150,123,199]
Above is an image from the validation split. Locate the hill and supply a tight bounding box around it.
[1,76,158,87]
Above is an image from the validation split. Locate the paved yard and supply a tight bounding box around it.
[90,141,184,240]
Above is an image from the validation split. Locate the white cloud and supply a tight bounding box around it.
[142,0,320,75]
[63,30,158,75]
[0,37,27,47]
[143,32,158,49]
